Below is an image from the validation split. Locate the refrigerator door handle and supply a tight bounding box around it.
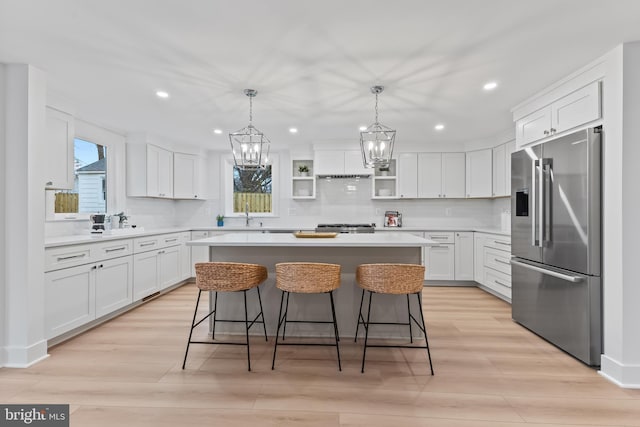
[542,158,552,246]
[538,158,545,247]
[510,258,584,283]
[532,159,539,247]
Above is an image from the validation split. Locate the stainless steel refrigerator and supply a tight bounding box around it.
[510,127,602,366]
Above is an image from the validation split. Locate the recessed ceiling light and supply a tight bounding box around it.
[434,124,445,131]
[359,126,367,131]
[156,90,170,99]
[289,127,298,134]
[483,81,498,91]
[213,129,223,134]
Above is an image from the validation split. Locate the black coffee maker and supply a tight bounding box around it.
[90,214,106,231]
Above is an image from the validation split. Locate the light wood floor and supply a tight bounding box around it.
[2,283,638,426]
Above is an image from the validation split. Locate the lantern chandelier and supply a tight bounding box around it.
[360,85,396,168]
[229,89,270,170]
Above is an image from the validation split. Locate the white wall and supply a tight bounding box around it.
[3,64,48,367]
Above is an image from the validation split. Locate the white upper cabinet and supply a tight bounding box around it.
[314,150,371,176]
[416,153,441,198]
[515,81,601,149]
[127,144,174,198]
[398,153,418,198]
[173,152,200,199]
[441,152,466,198]
[492,140,516,198]
[398,152,465,199]
[465,149,492,198]
[44,107,75,190]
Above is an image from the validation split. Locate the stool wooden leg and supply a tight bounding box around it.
[243,290,251,372]
[256,286,268,342]
[272,290,287,370]
[354,288,365,342]
[415,292,434,375]
[329,290,342,371]
[361,291,373,373]
[182,289,202,370]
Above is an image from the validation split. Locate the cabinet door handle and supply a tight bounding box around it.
[46,181,53,186]
[98,264,104,268]
[158,250,165,254]
[494,279,509,287]
[91,265,97,270]
[494,240,511,246]
[550,128,556,133]
[495,258,511,265]
[140,242,155,247]
[105,246,127,252]
[57,254,87,261]
[442,194,446,198]
[544,130,550,135]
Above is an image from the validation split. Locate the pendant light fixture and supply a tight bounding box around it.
[229,89,270,170]
[360,85,396,168]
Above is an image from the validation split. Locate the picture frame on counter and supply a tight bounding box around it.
[384,211,402,227]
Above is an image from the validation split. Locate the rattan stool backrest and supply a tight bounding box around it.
[356,263,425,295]
[275,262,341,293]
[195,262,268,292]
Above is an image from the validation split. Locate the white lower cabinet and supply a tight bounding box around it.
[425,244,455,281]
[159,245,181,290]
[474,232,512,301]
[132,250,160,301]
[179,232,192,280]
[190,231,211,276]
[95,256,133,318]
[454,232,474,280]
[45,255,133,339]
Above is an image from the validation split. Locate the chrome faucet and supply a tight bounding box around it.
[245,202,251,227]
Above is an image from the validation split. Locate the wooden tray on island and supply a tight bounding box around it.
[293,231,338,238]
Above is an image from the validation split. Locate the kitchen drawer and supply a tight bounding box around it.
[484,235,511,251]
[190,231,210,240]
[133,236,160,253]
[484,247,512,275]
[159,233,182,247]
[45,244,94,272]
[93,239,133,260]
[179,231,191,242]
[424,232,455,244]
[484,267,512,299]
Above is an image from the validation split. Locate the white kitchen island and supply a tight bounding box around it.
[188,232,437,338]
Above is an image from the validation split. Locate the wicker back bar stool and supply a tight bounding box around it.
[272,262,342,371]
[182,262,268,371]
[355,263,434,375]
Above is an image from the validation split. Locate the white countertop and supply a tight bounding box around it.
[45,225,509,248]
[187,232,437,247]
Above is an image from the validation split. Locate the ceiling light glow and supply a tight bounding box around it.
[289,127,298,134]
[483,81,498,91]
[213,129,223,134]
[156,90,170,99]
[434,124,445,131]
[359,126,367,131]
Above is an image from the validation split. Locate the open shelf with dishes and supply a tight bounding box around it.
[371,159,397,199]
[292,159,316,199]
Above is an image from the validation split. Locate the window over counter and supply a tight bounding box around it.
[48,138,108,218]
[224,154,278,217]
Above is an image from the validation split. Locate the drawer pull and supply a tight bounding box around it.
[429,236,449,240]
[495,258,511,266]
[165,238,178,243]
[494,241,511,246]
[158,250,165,254]
[494,279,510,287]
[140,242,156,247]
[105,246,127,253]
[57,254,87,261]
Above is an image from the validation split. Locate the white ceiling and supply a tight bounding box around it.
[2,0,640,151]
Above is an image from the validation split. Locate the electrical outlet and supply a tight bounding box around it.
[445,207,452,217]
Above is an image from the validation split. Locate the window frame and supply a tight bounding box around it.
[46,135,115,222]
[223,153,279,218]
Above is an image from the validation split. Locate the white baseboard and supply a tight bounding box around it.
[2,339,49,368]
[599,355,640,388]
